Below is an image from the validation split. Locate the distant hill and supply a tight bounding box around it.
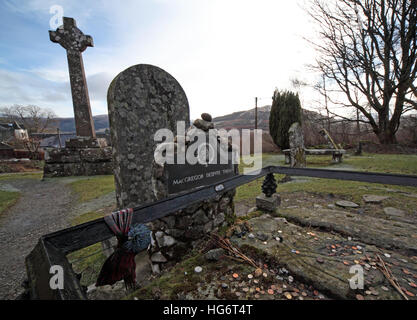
[213,105,271,131]
[55,106,322,134]
[56,114,109,133]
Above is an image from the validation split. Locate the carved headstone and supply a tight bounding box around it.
[288,122,306,168]
[149,114,237,272]
[108,64,190,208]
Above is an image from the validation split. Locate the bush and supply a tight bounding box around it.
[269,89,302,149]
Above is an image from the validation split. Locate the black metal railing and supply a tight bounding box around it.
[25,166,417,299]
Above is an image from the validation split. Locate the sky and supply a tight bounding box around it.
[0,0,320,119]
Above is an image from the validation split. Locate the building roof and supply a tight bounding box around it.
[40,134,77,148]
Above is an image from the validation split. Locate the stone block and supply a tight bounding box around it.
[79,147,112,163]
[256,193,281,212]
[65,137,102,149]
[46,148,81,163]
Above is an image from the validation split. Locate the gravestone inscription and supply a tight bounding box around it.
[107,64,190,208]
[149,114,237,272]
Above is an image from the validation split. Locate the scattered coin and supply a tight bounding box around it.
[254,294,260,299]
[254,268,263,277]
[271,285,277,290]
[356,294,364,300]
[384,253,391,258]
[365,290,372,295]
[316,257,324,264]
[288,276,294,283]
[267,289,274,295]
[194,266,202,273]
[263,272,268,278]
[247,274,253,279]
[284,292,292,300]
[235,292,241,297]
[232,273,239,279]
[381,286,389,291]
[301,291,307,297]
[313,290,319,296]
[343,261,350,266]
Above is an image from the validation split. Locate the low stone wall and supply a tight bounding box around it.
[43,137,113,178]
[148,189,236,273]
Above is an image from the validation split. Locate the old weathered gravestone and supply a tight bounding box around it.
[44,17,112,178]
[108,64,190,208]
[288,122,306,168]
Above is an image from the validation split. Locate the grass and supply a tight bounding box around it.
[65,175,116,287]
[0,172,42,181]
[345,153,417,174]
[67,210,108,287]
[0,190,20,216]
[68,175,115,203]
[235,152,417,211]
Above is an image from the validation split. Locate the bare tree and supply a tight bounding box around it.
[0,105,57,159]
[308,0,417,144]
[0,105,57,134]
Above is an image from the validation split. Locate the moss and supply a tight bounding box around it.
[127,252,206,300]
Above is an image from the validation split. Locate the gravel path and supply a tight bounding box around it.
[0,178,74,299]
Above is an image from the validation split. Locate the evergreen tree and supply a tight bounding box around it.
[269,89,302,149]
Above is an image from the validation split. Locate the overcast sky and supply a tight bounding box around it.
[0,0,320,119]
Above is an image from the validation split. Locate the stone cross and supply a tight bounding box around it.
[49,17,96,138]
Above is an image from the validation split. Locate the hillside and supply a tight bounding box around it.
[213,105,271,131]
[57,114,109,133]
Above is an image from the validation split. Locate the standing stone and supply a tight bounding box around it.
[108,64,190,208]
[288,122,306,168]
[49,17,96,138]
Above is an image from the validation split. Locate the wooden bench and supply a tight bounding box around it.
[283,148,346,164]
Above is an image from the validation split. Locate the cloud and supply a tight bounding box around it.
[2,0,325,119]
